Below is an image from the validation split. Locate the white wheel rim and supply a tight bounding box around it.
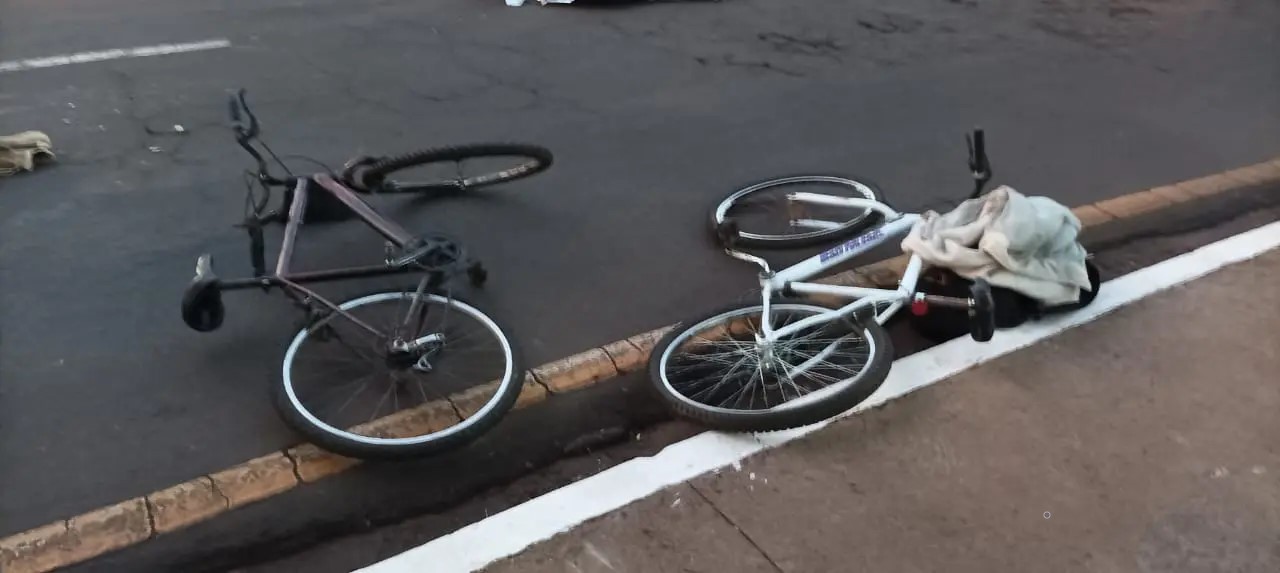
[281,292,515,446]
[657,304,876,416]
[713,176,878,243]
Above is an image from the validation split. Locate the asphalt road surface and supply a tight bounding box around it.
[1,0,1278,560]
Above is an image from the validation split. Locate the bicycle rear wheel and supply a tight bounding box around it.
[353,143,553,194]
[275,288,525,459]
[711,175,883,249]
[647,300,893,432]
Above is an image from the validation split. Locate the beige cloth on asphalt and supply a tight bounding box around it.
[0,131,56,176]
[900,185,1092,306]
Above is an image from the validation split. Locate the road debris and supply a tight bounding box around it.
[145,123,190,136]
[0,130,56,177]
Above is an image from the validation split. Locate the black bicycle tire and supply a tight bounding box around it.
[709,174,885,250]
[358,143,553,194]
[272,289,526,460]
[646,299,894,433]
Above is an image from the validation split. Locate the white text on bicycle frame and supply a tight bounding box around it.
[818,228,884,263]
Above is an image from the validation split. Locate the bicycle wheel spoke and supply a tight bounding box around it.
[392,376,400,414]
[780,343,869,377]
[367,380,396,424]
[682,353,755,400]
[303,371,379,412]
[680,361,755,397]
[327,328,382,367]
[330,372,379,417]
[413,373,433,404]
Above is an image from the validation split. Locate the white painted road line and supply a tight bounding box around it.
[0,39,231,74]
[357,220,1280,573]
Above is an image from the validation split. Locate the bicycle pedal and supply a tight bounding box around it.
[967,279,996,342]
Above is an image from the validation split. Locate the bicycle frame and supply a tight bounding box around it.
[183,87,492,343]
[731,194,926,344]
[219,175,421,292]
[205,174,445,339]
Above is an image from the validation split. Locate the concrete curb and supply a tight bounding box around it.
[2,157,1277,573]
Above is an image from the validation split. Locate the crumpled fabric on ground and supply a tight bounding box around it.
[900,185,1092,306]
[0,131,55,177]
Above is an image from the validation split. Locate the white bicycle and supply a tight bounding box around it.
[647,129,1000,431]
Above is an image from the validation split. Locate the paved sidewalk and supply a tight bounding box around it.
[482,248,1280,573]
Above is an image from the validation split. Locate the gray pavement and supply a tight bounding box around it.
[485,246,1280,573]
[2,0,1279,556]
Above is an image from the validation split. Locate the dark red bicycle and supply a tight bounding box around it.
[181,90,553,460]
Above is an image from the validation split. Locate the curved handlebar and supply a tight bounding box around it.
[966,127,993,200]
[967,128,989,178]
[229,88,288,187]
[229,88,260,141]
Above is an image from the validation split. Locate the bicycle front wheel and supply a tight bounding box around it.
[711,175,883,249]
[275,290,525,459]
[356,143,553,194]
[648,300,893,432]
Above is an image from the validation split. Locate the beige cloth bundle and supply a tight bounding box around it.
[0,131,56,176]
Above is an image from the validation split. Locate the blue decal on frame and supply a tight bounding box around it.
[818,228,884,263]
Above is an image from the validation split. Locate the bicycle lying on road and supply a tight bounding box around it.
[647,129,999,432]
[181,90,553,459]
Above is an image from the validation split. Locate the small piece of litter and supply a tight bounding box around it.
[67,103,76,109]
[61,118,71,125]
[670,498,682,508]
[148,146,162,153]
[173,124,186,133]
[749,472,756,481]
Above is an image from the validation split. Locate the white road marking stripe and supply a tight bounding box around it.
[357,220,1280,573]
[0,39,231,74]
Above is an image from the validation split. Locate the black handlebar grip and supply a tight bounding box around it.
[967,127,989,175]
[229,88,260,138]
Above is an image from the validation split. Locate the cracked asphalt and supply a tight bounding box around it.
[1,0,1278,567]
